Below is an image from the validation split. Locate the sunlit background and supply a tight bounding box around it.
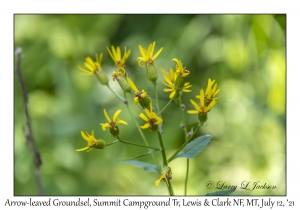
[14,14,286,195]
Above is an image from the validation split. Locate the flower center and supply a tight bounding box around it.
[135,91,145,100]
[109,122,117,130]
[112,72,122,81]
[148,118,157,127]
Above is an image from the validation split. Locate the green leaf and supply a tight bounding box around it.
[118,160,160,174]
[174,135,212,159]
[205,188,235,196]
[118,149,157,161]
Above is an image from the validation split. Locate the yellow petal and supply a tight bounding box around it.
[100,123,110,131]
[147,42,153,57]
[182,89,191,92]
[118,120,128,125]
[98,53,103,66]
[139,113,149,122]
[127,77,138,92]
[76,146,90,152]
[140,123,150,129]
[200,90,205,107]
[187,110,199,114]
[207,99,217,110]
[152,47,163,60]
[136,57,145,67]
[107,46,116,64]
[155,116,163,125]
[134,97,139,104]
[155,179,161,187]
[113,110,122,122]
[81,131,90,141]
[164,75,173,86]
[103,109,111,122]
[169,91,176,99]
[77,66,92,74]
[214,89,220,96]
[139,45,147,59]
[190,99,200,111]
[163,88,173,92]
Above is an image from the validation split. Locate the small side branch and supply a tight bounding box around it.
[15,47,43,195]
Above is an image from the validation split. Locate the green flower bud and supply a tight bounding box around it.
[197,113,207,125]
[109,126,119,137]
[95,71,109,85]
[150,124,159,132]
[174,75,185,92]
[95,139,106,149]
[117,76,131,92]
[146,63,158,82]
[139,96,152,110]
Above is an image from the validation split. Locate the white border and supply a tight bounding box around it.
[1,0,299,209]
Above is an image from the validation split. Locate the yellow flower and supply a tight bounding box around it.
[137,41,163,67]
[139,103,163,131]
[78,53,109,85]
[155,170,172,187]
[127,77,148,104]
[100,109,128,135]
[187,89,216,115]
[111,68,126,81]
[76,130,105,152]
[200,78,221,103]
[160,68,177,83]
[78,53,104,75]
[172,58,190,78]
[107,46,131,68]
[162,68,192,99]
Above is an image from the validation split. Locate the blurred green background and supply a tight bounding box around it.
[14,14,286,196]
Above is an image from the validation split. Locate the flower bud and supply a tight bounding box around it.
[146,63,158,82]
[197,113,208,125]
[117,76,131,92]
[174,74,185,92]
[112,68,131,92]
[150,124,159,132]
[139,96,152,110]
[109,126,119,137]
[95,71,109,85]
[95,139,106,149]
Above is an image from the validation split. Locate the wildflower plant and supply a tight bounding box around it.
[76,41,228,196]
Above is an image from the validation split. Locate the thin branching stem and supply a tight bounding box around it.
[15,47,43,195]
[178,95,189,196]
[117,136,160,150]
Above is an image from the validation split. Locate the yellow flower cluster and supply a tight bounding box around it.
[76,41,221,189]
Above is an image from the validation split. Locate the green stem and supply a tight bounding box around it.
[157,132,168,166]
[157,131,174,195]
[178,96,189,196]
[106,84,126,102]
[123,92,150,148]
[153,82,160,113]
[157,98,173,116]
[123,91,160,169]
[185,159,189,195]
[178,96,188,138]
[105,139,119,146]
[117,137,160,150]
[167,124,201,163]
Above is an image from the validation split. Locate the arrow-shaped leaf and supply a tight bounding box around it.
[174,135,212,159]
